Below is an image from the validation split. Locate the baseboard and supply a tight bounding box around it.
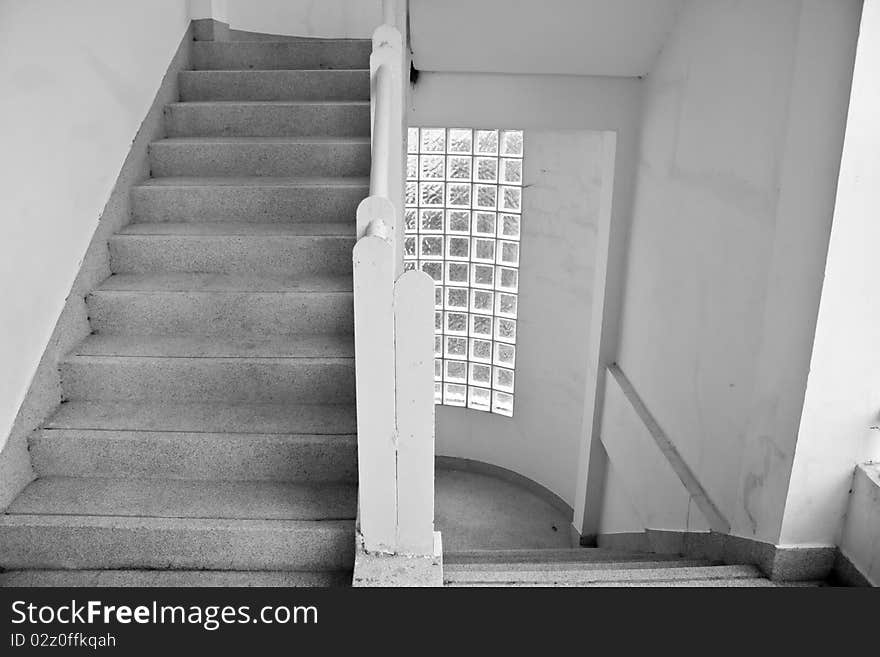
[596,529,839,582]
[0,23,194,512]
[193,18,230,41]
[829,549,874,587]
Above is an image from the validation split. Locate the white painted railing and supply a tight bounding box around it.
[353,8,436,556]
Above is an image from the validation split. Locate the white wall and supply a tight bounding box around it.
[780,0,880,546]
[410,0,683,76]
[607,0,861,542]
[410,73,641,505]
[226,0,381,38]
[0,0,190,451]
[839,465,880,585]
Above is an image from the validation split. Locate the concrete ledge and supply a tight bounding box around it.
[597,529,837,582]
[352,531,443,587]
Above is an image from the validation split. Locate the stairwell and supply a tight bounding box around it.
[0,34,372,587]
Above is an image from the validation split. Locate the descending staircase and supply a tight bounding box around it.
[444,549,822,587]
[0,35,372,587]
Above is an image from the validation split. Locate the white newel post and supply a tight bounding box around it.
[394,271,437,555]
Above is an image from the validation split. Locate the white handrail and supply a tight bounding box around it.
[370,62,392,200]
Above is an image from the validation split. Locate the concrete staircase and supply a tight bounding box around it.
[444,549,822,587]
[0,35,371,587]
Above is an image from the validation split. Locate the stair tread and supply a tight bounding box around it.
[444,564,764,584]
[94,272,353,293]
[444,559,714,572]
[45,400,356,434]
[0,513,354,531]
[443,548,691,564]
[7,477,356,521]
[153,136,371,145]
[167,100,370,107]
[0,570,350,587]
[70,334,354,359]
[136,175,369,188]
[118,221,353,237]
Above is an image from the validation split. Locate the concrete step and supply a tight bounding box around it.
[8,478,356,521]
[165,101,370,137]
[110,222,355,276]
[0,515,354,571]
[178,69,369,102]
[149,137,371,178]
[131,176,368,224]
[443,548,693,565]
[87,273,353,336]
[444,564,765,586]
[60,353,355,404]
[447,578,788,588]
[0,570,350,587]
[444,559,714,572]
[191,40,371,70]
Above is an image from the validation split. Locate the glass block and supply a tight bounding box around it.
[473,211,496,237]
[470,289,494,315]
[403,261,416,272]
[446,183,471,208]
[407,155,418,180]
[495,292,518,318]
[444,383,467,407]
[470,338,493,364]
[445,286,468,310]
[447,128,473,154]
[406,182,418,207]
[419,182,444,207]
[420,128,445,153]
[445,311,468,336]
[471,264,495,289]
[419,235,443,259]
[470,314,493,338]
[500,158,522,184]
[421,261,443,282]
[469,363,492,387]
[446,235,470,261]
[445,335,468,360]
[493,367,515,393]
[445,261,469,285]
[404,209,417,234]
[434,335,443,357]
[496,266,518,292]
[501,186,522,212]
[468,386,491,412]
[446,210,470,234]
[434,358,443,381]
[492,391,514,417]
[434,286,443,309]
[434,382,443,404]
[403,236,416,259]
[474,184,497,210]
[444,360,467,384]
[420,209,444,233]
[472,238,496,263]
[499,213,520,240]
[498,240,520,266]
[474,157,498,183]
[407,127,419,154]
[495,318,517,344]
[494,342,516,368]
[420,155,445,180]
[475,129,499,155]
[500,130,524,157]
[447,156,472,180]
[434,311,443,332]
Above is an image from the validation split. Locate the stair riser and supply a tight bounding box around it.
[0,570,351,587]
[191,41,371,70]
[165,103,370,138]
[0,520,355,571]
[149,141,371,177]
[87,291,353,336]
[131,183,367,223]
[179,70,370,102]
[109,235,354,276]
[31,430,357,482]
[60,358,355,404]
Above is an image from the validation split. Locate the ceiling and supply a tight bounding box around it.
[409,0,684,77]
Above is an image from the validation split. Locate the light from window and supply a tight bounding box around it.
[404,127,523,417]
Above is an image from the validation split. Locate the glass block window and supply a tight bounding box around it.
[405,127,523,417]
